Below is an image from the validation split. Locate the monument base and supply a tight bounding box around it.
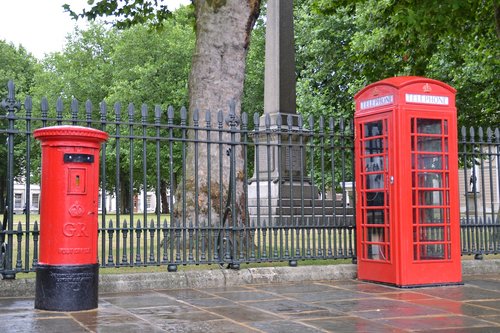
[248,180,353,227]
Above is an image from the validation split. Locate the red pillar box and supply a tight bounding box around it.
[354,76,462,287]
[33,126,108,311]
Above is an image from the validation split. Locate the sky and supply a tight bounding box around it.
[0,0,190,59]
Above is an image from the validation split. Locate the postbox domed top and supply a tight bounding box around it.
[33,125,109,143]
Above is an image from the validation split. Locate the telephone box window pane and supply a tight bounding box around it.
[417,137,443,152]
[364,141,384,155]
[368,227,385,242]
[419,208,444,224]
[417,119,442,134]
[420,227,444,241]
[367,192,384,206]
[364,120,384,138]
[418,173,443,188]
[366,209,385,224]
[364,157,385,172]
[367,244,388,260]
[418,155,442,170]
[418,190,443,206]
[419,244,445,260]
[365,174,384,189]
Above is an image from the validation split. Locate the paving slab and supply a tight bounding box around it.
[1,274,500,332]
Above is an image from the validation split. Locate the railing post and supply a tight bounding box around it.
[225,101,240,270]
[1,80,21,280]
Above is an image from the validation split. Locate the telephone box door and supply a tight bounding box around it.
[400,113,461,285]
[355,113,398,284]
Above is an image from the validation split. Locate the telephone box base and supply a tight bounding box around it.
[35,264,98,311]
[358,278,463,289]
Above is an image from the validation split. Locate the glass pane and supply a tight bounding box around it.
[419,208,444,224]
[368,227,385,242]
[418,154,442,170]
[417,137,442,152]
[366,209,385,224]
[364,157,384,173]
[365,174,384,189]
[367,244,388,260]
[418,173,443,188]
[418,190,443,206]
[366,192,385,206]
[419,244,445,260]
[364,139,383,155]
[364,120,383,138]
[417,119,442,134]
[419,227,444,241]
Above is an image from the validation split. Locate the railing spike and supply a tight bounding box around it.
[24,96,32,114]
[193,108,199,122]
[128,103,135,117]
[56,97,63,113]
[241,112,248,126]
[180,106,187,121]
[114,102,121,118]
[154,105,162,121]
[100,100,107,119]
[7,80,15,99]
[253,112,260,127]
[217,109,223,124]
[167,105,174,120]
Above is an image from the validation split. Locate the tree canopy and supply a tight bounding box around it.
[305,0,499,127]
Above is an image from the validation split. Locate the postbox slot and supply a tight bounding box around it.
[68,168,87,194]
[64,153,94,164]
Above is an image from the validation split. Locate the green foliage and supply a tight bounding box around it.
[63,0,188,30]
[307,0,499,128]
[242,10,265,119]
[20,7,195,211]
[0,41,40,211]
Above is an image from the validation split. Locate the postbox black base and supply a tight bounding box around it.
[35,263,98,311]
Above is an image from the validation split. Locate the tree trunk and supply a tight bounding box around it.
[120,179,130,214]
[173,0,260,230]
[160,178,169,214]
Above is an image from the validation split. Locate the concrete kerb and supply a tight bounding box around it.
[1,260,499,297]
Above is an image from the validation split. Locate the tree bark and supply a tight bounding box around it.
[160,178,169,214]
[173,0,260,229]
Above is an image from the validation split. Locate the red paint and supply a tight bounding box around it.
[354,77,462,286]
[34,126,108,265]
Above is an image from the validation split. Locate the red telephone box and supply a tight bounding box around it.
[354,76,462,287]
[33,126,108,311]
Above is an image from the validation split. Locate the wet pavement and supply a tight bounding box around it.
[1,275,500,332]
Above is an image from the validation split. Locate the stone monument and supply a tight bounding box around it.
[248,0,342,226]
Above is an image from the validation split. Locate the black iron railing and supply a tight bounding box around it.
[0,81,356,278]
[1,81,499,279]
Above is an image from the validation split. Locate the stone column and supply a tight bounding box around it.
[248,0,327,226]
